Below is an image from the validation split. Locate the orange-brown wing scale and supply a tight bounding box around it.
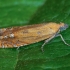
[0,22,65,48]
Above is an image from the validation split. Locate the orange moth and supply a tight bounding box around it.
[0,22,69,51]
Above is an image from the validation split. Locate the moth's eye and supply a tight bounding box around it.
[60,24,69,31]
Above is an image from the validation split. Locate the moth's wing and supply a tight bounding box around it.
[0,35,54,48]
[10,25,55,47]
[12,23,60,47]
[0,23,60,48]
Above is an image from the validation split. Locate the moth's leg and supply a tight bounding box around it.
[41,34,55,52]
[17,46,20,50]
[56,34,70,46]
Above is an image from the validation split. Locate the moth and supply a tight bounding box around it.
[0,22,69,51]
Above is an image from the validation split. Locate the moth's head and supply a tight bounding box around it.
[59,23,69,31]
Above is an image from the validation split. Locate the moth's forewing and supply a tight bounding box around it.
[0,22,65,48]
